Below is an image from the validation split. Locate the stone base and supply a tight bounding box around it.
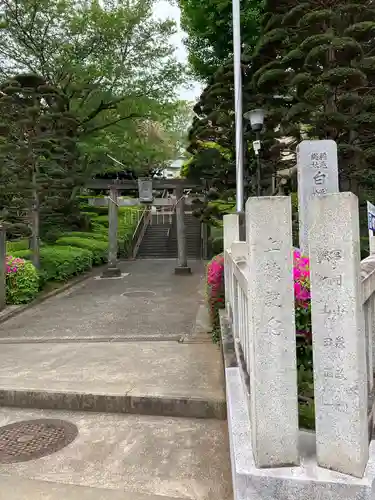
[174,266,192,275]
[101,267,122,278]
[220,312,375,500]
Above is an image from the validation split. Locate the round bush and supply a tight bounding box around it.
[6,256,39,304]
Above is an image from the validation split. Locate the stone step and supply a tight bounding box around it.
[0,477,188,500]
[0,341,225,420]
[0,407,232,500]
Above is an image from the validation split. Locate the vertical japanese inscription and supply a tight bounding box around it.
[309,193,368,477]
[245,196,299,468]
[297,140,339,256]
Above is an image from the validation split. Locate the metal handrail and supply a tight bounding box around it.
[131,207,151,259]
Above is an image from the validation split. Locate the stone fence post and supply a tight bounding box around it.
[223,214,240,315]
[309,192,369,478]
[245,197,299,468]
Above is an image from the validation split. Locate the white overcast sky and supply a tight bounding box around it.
[153,0,203,102]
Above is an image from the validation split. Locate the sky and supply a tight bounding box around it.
[152,0,203,102]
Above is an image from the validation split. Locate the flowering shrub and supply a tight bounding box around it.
[206,249,312,341]
[293,249,311,341]
[206,248,314,428]
[206,254,225,334]
[6,255,39,304]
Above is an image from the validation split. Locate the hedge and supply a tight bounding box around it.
[56,236,108,265]
[63,231,108,241]
[14,246,93,281]
[7,239,29,253]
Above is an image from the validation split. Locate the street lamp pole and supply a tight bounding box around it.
[255,131,261,196]
[232,0,244,213]
[244,108,265,197]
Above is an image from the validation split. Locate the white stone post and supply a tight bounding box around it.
[297,140,339,256]
[223,214,240,252]
[245,197,299,468]
[309,192,369,478]
[223,214,240,316]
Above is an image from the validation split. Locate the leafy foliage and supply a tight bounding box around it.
[179,0,262,80]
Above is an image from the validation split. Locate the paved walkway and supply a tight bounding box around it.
[0,260,205,341]
[0,259,232,500]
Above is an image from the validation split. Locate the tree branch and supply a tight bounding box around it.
[79,94,134,126]
[80,113,143,136]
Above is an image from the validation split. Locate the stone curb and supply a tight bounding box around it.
[0,262,120,325]
[0,388,227,420]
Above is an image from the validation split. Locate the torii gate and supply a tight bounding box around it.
[85,178,204,277]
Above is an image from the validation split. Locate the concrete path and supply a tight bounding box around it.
[0,260,204,341]
[0,408,232,500]
[0,259,231,499]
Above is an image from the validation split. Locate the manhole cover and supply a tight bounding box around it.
[0,419,78,464]
[122,290,156,298]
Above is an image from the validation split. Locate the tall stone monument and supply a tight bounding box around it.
[309,192,369,478]
[297,140,339,255]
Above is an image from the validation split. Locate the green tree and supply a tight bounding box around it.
[0,0,187,154]
[0,74,82,262]
[179,0,262,80]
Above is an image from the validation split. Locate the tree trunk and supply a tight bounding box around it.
[31,168,40,269]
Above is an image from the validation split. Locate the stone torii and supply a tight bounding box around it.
[85,178,203,277]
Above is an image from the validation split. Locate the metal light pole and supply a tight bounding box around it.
[244,109,265,197]
[232,0,244,213]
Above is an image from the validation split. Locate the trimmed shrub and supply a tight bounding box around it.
[11,249,32,260]
[56,236,108,265]
[6,256,39,304]
[14,246,93,281]
[39,246,93,281]
[91,215,108,228]
[64,232,108,241]
[6,239,29,253]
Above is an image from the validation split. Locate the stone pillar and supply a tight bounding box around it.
[223,214,240,252]
[370,236,375,255]
[309,192,368,478]
[297,140,339,256]
[223,214,240,317]
[245,196,299,468]
[101,187,121,278]
[0,226,5,310]
[174,187,191,275]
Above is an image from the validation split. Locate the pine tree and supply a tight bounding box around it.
[251,0,301,188]
[0,74,81,260]
[254,0,375,194]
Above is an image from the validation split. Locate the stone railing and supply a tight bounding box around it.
[222,193,375,497]
[361,253,375,432]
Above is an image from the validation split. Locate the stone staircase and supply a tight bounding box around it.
[137,213,202,259]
